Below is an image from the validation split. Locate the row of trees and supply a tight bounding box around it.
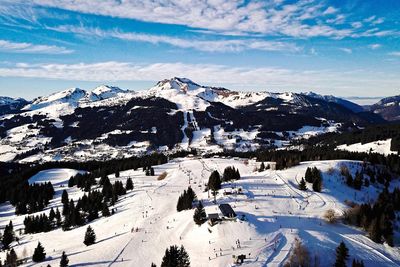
[24,210,61,234]
[0,153,166,209]
[222,166,240,182]
[344,188,400,246]
[301,167,322,192]
[14,182,55,215]
[0,228,93,266]
[177,187,197,212]
[284,238,363,267]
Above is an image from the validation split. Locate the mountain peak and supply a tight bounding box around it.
[154,77,201,92]
[89,85,125,100]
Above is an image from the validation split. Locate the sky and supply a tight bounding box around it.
[0,0,399,101]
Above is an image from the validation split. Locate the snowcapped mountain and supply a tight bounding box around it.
[88,85,127,101]
[0,78,385,162]
[367,95,400,121]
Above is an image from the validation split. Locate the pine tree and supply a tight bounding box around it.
[208,171,221,203]
[83,226,96,246]
[126,178,134,191]
[32,242,46,262]
[298,177,307,191]
[334,241,349,267]
[161,245,190,267]
[259,162,265,172]
[60,251,69,267]
[305,167,313,183]
[2,221,15,249]
[193,201,207,225]
[5,248,17,266]
[102,202,110,217]
[312,175,322,192]
[368,218,382,243]
[61,190,69,205]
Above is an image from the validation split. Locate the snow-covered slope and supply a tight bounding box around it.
[87,85,126,101]
[1,158,399,266]
[0,78,382,163]
[337,138,398,156]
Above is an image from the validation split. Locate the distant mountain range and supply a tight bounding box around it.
[0,78,396,162]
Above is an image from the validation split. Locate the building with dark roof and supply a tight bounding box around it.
[219,203,236,218]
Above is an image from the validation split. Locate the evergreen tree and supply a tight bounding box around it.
[2,221,15,249]
[83,226,96,246]
[5,248,17,266]
[312,175,322,192]
[193,201,207,226]
[161,245,190,267]
[126,178,134,191]
[259,162,265,172]
[334,241,349,267]
[298,177,307,191]
[368,218,382,243]
[60,251,69,267]
[32,242,46,262]
[222,166,240,182]
[305,167,313,183]
[102,202,110,217]
[61,190,69,205]
[208,171,221,203]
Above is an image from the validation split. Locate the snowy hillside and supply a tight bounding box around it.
[337,139,398,156]
[1,158,399,266]
[0,78,384,163]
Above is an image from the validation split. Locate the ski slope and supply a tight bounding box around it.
[0,158,399,266]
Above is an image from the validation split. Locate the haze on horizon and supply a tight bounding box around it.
[0,0,399,101]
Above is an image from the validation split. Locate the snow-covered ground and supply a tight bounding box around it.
[337,139,398,156]
[1,158,399,266]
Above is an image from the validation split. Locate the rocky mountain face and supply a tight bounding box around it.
[0,78,386,162]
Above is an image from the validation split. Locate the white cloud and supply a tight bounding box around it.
[5,0,385,39]
[389,52,400,57]
[0,39,73,54]
[339,48,352,54]
[351,22,363,29]
[46,25,301,52]
[0,61,398,96]
[368,44,381,50]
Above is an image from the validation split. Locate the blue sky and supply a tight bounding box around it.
[0,0,399,101]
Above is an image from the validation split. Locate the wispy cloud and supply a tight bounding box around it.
[5,0,393,39]
[0,39,73,54]
[47,25,301,53]
[339,48,352,54]
[368,44,381,50]
[388,51,400,57]
[0,61,398,96]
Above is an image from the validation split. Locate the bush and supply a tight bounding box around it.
[158,172,168,181]
[324,209,337,223]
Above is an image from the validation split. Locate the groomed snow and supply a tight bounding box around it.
[1,158,399,266]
